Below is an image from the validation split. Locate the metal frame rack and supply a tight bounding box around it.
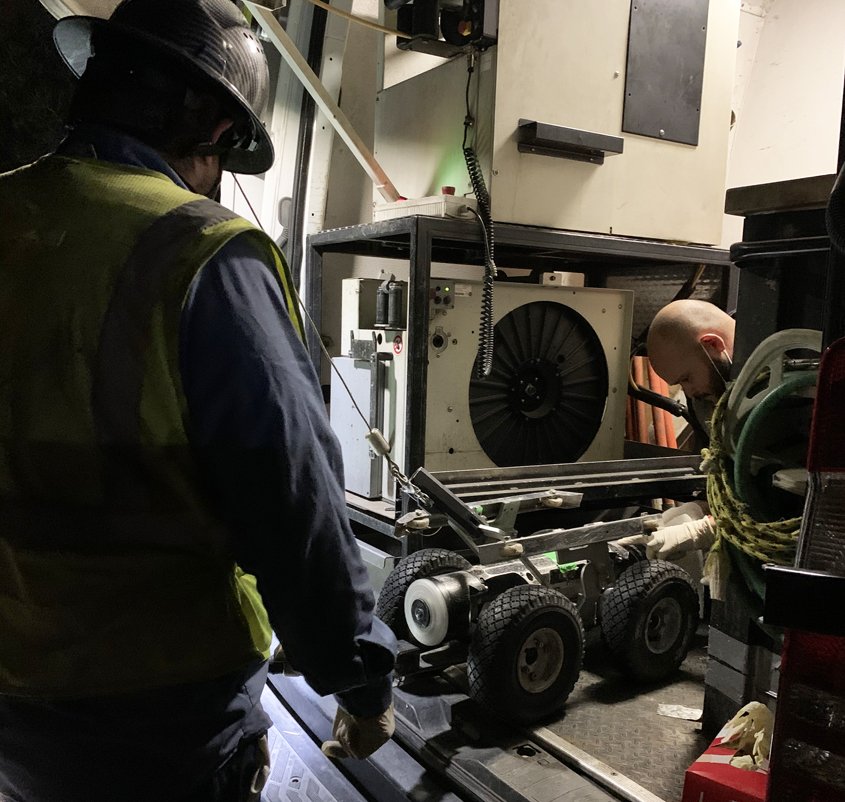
[305,216,731,549]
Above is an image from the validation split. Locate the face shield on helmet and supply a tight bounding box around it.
[53,0,274,175]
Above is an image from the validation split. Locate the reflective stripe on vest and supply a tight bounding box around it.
[0,157,299,697]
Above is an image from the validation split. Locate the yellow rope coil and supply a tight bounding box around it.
[702,391,801,565]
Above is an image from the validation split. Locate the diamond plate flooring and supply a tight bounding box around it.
[543,630,710,802]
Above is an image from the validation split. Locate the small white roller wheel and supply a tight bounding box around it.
[405,578,452,647]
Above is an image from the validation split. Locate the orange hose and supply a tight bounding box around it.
[632,357,650,444]
[657,375,678,448]
[647,361,668,447]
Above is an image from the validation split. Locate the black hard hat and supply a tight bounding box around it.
[54,0,273,174]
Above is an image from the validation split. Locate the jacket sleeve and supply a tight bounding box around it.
[179,233,396,717]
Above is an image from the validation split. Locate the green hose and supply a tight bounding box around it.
[733,371,816,522]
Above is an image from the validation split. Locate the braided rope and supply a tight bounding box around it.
[701,390,801,565]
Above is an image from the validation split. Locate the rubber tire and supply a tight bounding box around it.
[599,559,699,683]
[467,585,585,725]
[375,548,472,640]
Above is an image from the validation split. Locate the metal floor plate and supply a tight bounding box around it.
[270,673,623,802]
[264,635,710,802]
[541,634,710,802]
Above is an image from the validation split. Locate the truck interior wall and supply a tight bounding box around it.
[722,0,845,246]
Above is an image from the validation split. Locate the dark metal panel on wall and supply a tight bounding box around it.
[622,0,710,146]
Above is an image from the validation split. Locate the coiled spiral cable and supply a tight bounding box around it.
[463,51,496,379]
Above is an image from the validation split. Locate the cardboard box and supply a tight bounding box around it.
[682,733,769,802]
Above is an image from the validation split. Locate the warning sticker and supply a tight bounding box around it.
[392,335,403,355]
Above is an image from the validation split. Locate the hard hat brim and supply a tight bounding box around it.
[53,15,274,175]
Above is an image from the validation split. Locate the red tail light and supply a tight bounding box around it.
[807,337,845,472]
[766,337,845,801]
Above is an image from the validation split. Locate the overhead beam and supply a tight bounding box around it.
[246,1,402,203]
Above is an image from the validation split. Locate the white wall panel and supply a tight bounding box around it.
[727,0,845,189]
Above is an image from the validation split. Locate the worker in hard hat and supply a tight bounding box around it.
[0,2,395,800]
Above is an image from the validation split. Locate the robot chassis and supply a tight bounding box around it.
[375,328,822,724]
[375,465,704,725]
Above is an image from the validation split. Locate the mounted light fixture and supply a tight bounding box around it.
[383,0,498,59]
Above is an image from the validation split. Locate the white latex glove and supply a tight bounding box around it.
[641,516,716,560]
[321,703,395,760]
[721,701,773,769]
[616,503,716,559]
[660,501,707,528]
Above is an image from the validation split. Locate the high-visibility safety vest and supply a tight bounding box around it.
[0,155,303,698]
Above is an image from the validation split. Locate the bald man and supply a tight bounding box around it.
[615,300,736,571]
[647,299,735,404]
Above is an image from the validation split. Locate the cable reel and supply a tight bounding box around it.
[721,328,822,521]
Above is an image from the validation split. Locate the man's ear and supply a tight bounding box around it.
[699,332,727,357]
[210,118,234,145]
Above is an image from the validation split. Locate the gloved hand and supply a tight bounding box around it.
[659,501,707,528]
[321,703,395,760]
[268,643,301,676]
[616,502,716,560]
[639,516,716,560]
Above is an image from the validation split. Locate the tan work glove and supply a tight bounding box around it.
[268,643,301,676]
[321,703,395,760]
[616,502,716,559]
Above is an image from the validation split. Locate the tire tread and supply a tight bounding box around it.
[599,559,698,681]
[468,585,584,723]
